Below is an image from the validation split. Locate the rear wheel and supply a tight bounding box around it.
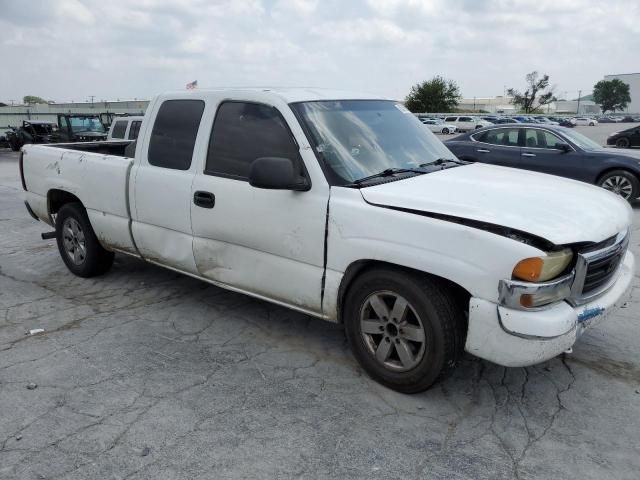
[55,203,114,277]
[616,137,630,148]
[343,268,465,393]
[598,170,639,201]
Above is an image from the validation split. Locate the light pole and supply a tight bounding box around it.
[576,90,582,114]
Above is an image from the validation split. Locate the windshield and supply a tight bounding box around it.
[291,100,456,185]
[560,128,603,151]
[68,116,106,133]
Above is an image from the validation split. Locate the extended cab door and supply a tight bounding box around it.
[190,100,329,315]
[130,98,206,273]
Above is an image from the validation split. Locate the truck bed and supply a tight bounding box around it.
[46,140,135,157]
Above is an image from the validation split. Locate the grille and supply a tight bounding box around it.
[582,249,624,295]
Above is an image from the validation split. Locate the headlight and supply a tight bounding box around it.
[512,249,573,282]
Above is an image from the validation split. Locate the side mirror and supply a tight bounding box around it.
[555,142,571,152]
[249,157,309,191]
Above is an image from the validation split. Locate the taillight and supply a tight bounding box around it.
[19,150,27,190]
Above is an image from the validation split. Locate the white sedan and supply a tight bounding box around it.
[571,117,598,126]
[420,119,457,134]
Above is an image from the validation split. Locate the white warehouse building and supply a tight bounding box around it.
[604,73,640,113]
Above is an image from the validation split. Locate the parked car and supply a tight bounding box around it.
[536,117,559,125]
[107,116,144,141]
[57,114,108,142]
[606,125,640,149]
[557,118,575,128]
[446,124,640,201]
[443,115,493,132]
[420,118,457,134]
[493,117,520,124]
[571,117,598,126]
[21,89,635,393]
[4,120,61,151]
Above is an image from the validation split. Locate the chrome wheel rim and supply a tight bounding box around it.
[62,217,87,265]
[359,291,427,372]
[601,176,633,199]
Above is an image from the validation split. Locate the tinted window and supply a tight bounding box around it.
[111,121,127,139]
[444,116,457,122]
[128,121,142,140]
[148,100,205,170]
[481,128,520,146]
[524,129,564,149]
[459,116,473,122]
[205,102,299,179]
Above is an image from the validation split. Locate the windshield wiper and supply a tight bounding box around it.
[353,168,427,185]
[419,158,468,167]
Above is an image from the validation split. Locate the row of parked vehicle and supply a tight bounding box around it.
[0,113,145,151]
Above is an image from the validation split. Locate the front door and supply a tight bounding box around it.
[519,128,580,179]
[190,101,328,314]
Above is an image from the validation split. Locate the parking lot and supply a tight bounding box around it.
[0,125,639,479]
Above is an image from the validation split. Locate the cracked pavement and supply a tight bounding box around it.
[1,149,639,479]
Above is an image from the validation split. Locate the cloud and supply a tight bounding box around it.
[0,0,638,103]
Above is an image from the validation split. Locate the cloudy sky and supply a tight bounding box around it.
[1,0,638,103]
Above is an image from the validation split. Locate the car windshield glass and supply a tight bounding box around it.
[291,100,456,185]
[560,128,603,151]
[68,117,106,133]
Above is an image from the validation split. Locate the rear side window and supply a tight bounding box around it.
[111,121,127,139]
[148,100,205,170]
[128,121,142,140]
[205,101,299,180]
[480,128,520,146]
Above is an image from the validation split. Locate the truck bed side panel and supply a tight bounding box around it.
[23,145,137,254]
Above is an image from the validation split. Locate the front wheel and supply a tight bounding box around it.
[598,170,639,202]
[55,203,114,277]
[441,128,450,134]
[589,122,595,126]
[344,268,465,393]
[616,138,630,148]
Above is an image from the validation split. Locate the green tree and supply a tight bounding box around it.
[592,79,631,113]
[404,76,461,113]
[23,95,48,105]
[507,71,556,114]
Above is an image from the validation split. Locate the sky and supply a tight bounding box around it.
[1,0,639,104]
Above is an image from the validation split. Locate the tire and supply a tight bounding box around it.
[616,137,630,148]
[55,203,114,277]
[598,170,639,202]
[441,128,450,134]
[343,267,465,393]
[589,122,595,126]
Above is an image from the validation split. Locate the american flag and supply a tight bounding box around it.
[186,80,198,90]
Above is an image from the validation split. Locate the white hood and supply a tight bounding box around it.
[359,163,632,245]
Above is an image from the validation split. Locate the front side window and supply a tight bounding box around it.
[148,100,205,170]
[524,129,565,149]
[291,100,456,185]
[111,120,127,139]
[128,121,142,140]
[205,102,300,179]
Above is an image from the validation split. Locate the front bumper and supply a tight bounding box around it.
[465,251,635,367]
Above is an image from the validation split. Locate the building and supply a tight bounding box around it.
[456,96,517,114]
[0,100,149,129]
[554,99,600,115]
[603,73,640,113]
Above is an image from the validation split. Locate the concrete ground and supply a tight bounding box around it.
[0,134,639,479]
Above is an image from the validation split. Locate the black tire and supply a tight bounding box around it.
[616,137,630,148]
[343,267,465,393]
[441,128,450,134]
[597,170,640,202]
[589,122,595,126]
[55,203,114,277]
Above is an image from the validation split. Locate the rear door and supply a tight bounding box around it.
[467,127,522,166]
[190,100,329,314]
[130,98,206,273]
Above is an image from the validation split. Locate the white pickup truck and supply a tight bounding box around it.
[21,88,635,393]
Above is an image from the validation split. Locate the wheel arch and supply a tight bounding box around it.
[596,166,640,185]
[47,189,84,220]
[336,259,471,326]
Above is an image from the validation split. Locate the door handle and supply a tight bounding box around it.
[476,149,490,153]
[522,152,536,157]
[193,191,215,209]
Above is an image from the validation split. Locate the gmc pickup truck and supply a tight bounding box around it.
[21,89,635,393]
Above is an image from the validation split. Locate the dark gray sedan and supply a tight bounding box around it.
[445,124,640,201]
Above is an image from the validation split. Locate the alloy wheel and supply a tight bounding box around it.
[601,176,633,199]
[359,291,427,372]
[62,217,87,265]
